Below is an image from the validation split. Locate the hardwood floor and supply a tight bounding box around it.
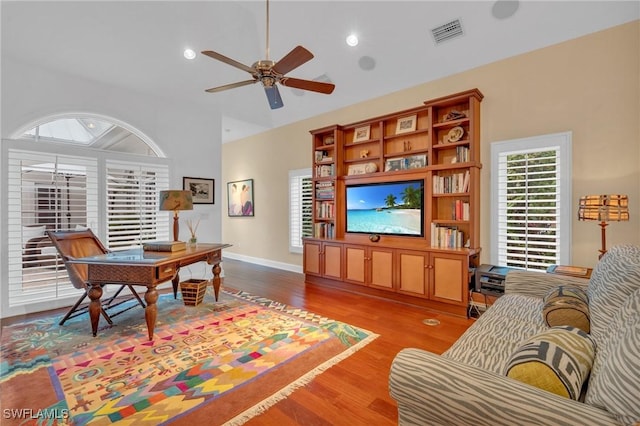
[220,259,475,425]
[1,258,474,425]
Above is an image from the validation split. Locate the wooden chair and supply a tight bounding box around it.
[47,229,146,326]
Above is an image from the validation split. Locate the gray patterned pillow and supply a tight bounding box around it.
[585,289,640,425]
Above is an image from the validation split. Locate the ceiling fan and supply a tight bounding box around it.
[201,0,335,109]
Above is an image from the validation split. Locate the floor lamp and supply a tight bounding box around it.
[578,194,629,259]
[159,190,193,241]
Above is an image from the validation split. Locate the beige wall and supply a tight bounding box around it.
[222,21,640,270]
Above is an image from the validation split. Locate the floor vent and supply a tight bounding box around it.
[431,19,464,44]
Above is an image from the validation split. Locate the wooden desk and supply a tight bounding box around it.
[69,243,231,340]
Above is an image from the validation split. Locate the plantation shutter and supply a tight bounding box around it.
[289,169,313,253]
[7,149,98,306]
[106,160,170,250]
[493,133,571,271]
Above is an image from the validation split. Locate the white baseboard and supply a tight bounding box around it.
[222,252,303,274]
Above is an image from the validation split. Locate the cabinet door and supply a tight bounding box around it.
[370,248,394,289]
[430,253,468,305]
[303,241,322,276]
[398,251,428,298]
[344,246,366,285]
[323,243,343,280]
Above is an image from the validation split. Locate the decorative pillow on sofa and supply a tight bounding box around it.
[542,286,590,333]
[504,326,595,400]
[585,289,640,425]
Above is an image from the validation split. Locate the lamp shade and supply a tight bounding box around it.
[577,194,629,222]
[159,190,193,212]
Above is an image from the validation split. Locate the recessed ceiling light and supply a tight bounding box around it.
[183,48,196,60]
[346,34,359,47]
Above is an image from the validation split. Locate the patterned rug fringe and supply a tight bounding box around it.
[224,332,379,426]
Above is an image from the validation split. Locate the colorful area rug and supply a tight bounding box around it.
[0,289,377,425]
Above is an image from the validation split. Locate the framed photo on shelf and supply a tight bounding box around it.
[396,114,417,134]
[384,157,407,172]
[227,179,254,217]
[353,125,371,143]
[406,154,427,169]
[183,177,214,204]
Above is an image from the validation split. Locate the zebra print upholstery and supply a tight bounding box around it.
[389,245,640,426]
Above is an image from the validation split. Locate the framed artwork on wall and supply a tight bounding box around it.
[183,177,214,204]
[227,179,254,217]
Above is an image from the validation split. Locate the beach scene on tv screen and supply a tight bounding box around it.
[346,181,422,235]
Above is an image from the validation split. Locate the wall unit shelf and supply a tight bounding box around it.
[304,88,483,317]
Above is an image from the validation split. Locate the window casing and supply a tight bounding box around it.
[490,132,572,270]
[289,169,313,253]
[5,144,170,309]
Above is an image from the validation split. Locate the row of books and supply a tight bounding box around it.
[315,182,335,199]
[314,222,335,239]
[433,170,470,194]
[455,146,470,163]
[452,200,470,221]
[315,164,334,177]
[315,201,335,219]
[431,224,465,248]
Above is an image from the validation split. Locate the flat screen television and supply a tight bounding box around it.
[346,179,424,237]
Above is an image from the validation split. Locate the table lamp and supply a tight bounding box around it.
[159,190,193,241]
[577,194,629,259]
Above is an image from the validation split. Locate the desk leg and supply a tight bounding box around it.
[172,272,180,299]
[88,284,103,337]
[144,287,159,340]
[211,262,222,301]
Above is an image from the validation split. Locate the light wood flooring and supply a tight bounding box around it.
[2,258,475,425]
[221,259,474,425]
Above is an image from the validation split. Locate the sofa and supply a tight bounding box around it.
[389,244,640,426]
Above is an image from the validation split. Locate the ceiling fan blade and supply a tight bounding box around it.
[264,85,283,109]
[279,77,335,94]
[271,46,314,76]
[201,50,256,74]
[205,79,257,93]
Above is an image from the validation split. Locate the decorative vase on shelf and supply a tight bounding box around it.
[188,237,197,248]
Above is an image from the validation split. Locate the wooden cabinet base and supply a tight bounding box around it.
[305,274,469,318]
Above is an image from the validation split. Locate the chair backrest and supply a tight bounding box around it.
[47,229,110,290]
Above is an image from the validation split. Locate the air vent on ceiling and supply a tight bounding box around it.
[431,19,464,44]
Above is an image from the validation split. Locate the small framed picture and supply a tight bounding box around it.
[227,179,254,217]
[353,125,371,143]
[183,177,214,204]
[396,114,417,134]
[406,154,427,169]
[384,157,407,172]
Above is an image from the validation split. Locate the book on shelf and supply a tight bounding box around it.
[143,240,187,252]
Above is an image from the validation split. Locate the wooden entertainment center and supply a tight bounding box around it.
[303,89,483,317]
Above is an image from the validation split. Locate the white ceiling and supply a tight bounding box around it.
[2,1,638,143]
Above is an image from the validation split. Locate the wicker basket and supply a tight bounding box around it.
[180,278,208,306]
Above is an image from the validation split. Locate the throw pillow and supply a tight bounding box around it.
[585,289,640,425]
[504,326,595,400]
[542,286,590,333]
[22,225,47,249]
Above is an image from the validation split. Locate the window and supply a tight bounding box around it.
[491,132,572,271]
[289,169,313,253]
[7,150,99,305]
[106,160,170,250]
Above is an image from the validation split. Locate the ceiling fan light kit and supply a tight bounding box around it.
[202,0,335,109]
